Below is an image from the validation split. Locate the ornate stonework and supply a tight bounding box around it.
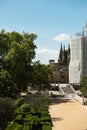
[49,43,70,83]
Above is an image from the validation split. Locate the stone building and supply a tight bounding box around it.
[49,43,70,83]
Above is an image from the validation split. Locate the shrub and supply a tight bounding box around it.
[15,114,23,121]
[30,116,42,130]
[15,97,24,107]
[6,122,22,130]
[20,103,30,113]
[40,115,50,122]
[14,107,21,114]
[25,114,32,121]
[0,97,15,129]
[42,124,52,130]
[39,110,48,116]
[23,125,29,130]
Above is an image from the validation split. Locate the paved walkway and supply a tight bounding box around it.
[49,100,87,130]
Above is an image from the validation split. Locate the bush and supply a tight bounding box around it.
[30,116,42,130]
[25,114,32,121]
[23,125,29,130]
[40,115,50,122]
[0,97,15,129]
[6,122,22,130]
[15,114,23,121]
[39,110,48,116]
[14,107,21,114]
[20,103,30,113]
[42,124,52,130]
[15,97,24,107]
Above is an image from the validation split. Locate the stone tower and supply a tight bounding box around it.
[49,44,70,83]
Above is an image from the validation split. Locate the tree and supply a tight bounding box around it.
[0,69,17,97]
[0,30,37,92]
[0,29,52,95]
[0,29,10,57]
[32,61,52,90]
[0,97,15,130]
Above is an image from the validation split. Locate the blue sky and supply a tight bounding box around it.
[0,0,87,64]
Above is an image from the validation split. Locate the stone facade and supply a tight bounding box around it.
[49,43,70,83]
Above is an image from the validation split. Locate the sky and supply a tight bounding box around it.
[0,0,87,64]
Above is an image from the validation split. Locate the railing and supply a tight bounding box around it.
[59,84,65,95]
[59,84,75,95]
[58,84,86,105]
[69,84,77,94]
[73,94,83,104]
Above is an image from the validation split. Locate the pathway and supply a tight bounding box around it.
[49,100,87,130]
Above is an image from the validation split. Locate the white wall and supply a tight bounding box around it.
[82,37,87,76]
[69,23,87,84]
[69,36,83,83]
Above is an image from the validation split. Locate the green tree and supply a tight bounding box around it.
[32,61,51,90]
[0,69,17,97]
[0,30,37,92]
[0,29,10,57]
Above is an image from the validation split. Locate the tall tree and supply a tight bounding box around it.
[0,30,37,92]
[0,30,10,57]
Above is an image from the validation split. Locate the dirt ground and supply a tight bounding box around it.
[49,100,87,130]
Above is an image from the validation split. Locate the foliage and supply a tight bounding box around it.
[8,93,51,130]
[26,91,50,113]
[15,114,23,121]
[80,76,87,97]
[6,122,22,130]
[20,103,30,113]
[0,30,37,93]
[0,29,52,95]
[0,97,15,130]
[0,29,52,129]
[15,98,30,115]
[42,124,52,130]
[0,69,17,97]
[23,125,29,130]
[15,97,25,107]
[0,29,9,56]
[25,114,32,121]
[32,61,52,90]
[30,116,41,130]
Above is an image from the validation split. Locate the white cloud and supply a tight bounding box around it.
[53,33,70,42]
[35,47,59,64]
[36,47,58,55]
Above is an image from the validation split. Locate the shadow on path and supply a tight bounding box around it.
[52,117,63,122]
[51,117,63,127]
[51,98,74,105]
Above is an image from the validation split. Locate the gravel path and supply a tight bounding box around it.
[49,100,87,130]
